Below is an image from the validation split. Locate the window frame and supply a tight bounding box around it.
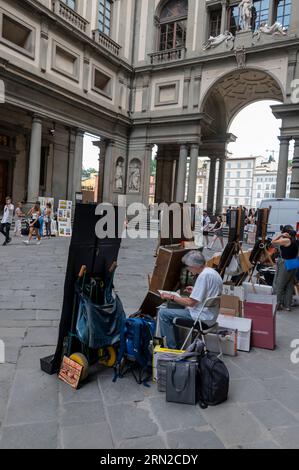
[157,0,188,52]
[0,9,36,59]
[61,0,76,10]
[274,0,292,29]
[98,0,113,37]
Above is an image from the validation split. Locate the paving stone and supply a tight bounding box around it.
[60,401,106,427]
[245,400,298,429]
[231,440,280,449]
[0,328,26,338]
[166,428,225,449]
[118,436,167,449]
[5,369,58,425]
[23,327,58,346]
[107,404,158,441]
[0,310,36,321]
[262,376,299,413]
[1,337,24,364]
[36,310,61,320]
[61,422,114,449]
[270,425,299,449]
[98,374,146,405]
[203,404,265,447]
[149,396,207,431]
[229,378,271,403]
[0,364,16,382]
[0,421,58,449]
[230,355,289,379]
[17,346,54,370]
[60,376,102,404]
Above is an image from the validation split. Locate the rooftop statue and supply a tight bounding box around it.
[203,31,234,50]
[253,22,288,40]
[239,0,253,31]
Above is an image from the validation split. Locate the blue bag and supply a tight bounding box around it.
[76,292,126,349]
[284,258,299,271]
[114,315,156,384]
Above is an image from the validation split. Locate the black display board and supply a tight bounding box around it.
[42,203,123,374]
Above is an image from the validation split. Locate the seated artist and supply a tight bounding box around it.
[158,251,223,349]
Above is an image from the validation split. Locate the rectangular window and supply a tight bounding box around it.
[252,0,270,31]
[160,20,187,50]
[98,0,112,36]
[1,13,35,58]
[39,147,48,189]
[275,0,291,29]
[61,0,76,9]
[228,5,241,35]
[236,180,240,188]
[93,66,113,99]
[209,8,222,37]
[237,171,241,178]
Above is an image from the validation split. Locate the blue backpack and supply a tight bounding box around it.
[114,315,156,385]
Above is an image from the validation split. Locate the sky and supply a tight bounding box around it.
[82,100,293,169]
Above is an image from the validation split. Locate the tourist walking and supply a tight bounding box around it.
[272,225,299,311]
[23,203,42,245]
[208,215,225,250]
[44,202,53,238]
[0,197,14,246]
[202,210,211,247]
[14,202,24,237]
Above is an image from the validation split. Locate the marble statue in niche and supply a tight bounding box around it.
[114,157,124,191]
[128,159,141,193]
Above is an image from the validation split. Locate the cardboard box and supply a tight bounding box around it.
[220,294,241,317]
[244,297,277,350]
[243,283,273,297]
[218,314,252,352]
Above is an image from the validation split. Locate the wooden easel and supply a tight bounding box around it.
[217,207,245,279]
[236,208,273,285]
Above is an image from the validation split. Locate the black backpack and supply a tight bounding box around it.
[198,351,229,408]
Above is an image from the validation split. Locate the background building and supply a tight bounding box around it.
[0,0,299,211]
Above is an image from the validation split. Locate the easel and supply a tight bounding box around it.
[217,207,245,279]
[237,208,274,285]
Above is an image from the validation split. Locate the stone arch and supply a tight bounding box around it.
[200,68,285,141]
[154,0,188,20]
[114,156,125,192]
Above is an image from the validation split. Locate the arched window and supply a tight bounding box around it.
[158,0,188,51]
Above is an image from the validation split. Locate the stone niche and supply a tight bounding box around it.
[114,156,125,193]
[128,158,142,194]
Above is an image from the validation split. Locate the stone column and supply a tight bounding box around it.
[102,140,114,202]
[290,137,299,198]
[220,0,227,34]
[216,157,226,215]
[276,137,290,198]
[187,144,199,203]
[175,144,188,202]
[207,156,217,214]
[93,139,107,204]
[27,115,42,203]
[72,130,84,200]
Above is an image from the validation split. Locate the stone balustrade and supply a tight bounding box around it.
[52,0,89,33]
[92,30,121,57]
[149,47,186,64]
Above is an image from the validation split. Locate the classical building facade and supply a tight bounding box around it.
[0,0,299,211]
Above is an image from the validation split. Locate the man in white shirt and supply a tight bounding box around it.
[0,197,14,246]
[159,251,223,349]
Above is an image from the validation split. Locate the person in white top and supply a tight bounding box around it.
[0,197,14,246]
[14,202,24,237]
[158,251,223,349]
[202,210,211,247]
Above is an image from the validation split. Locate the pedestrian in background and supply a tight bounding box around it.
[208,215,225,251]
[23,203,42,245]
[272,225,298,311]
[14,202,24,237]
[0,196,14,246]
[44,202,53,238]
[202,210,211,247]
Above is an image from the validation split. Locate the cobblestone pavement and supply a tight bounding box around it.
[0,234,299,449]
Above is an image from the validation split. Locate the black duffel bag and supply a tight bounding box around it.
[198,350,229,408]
